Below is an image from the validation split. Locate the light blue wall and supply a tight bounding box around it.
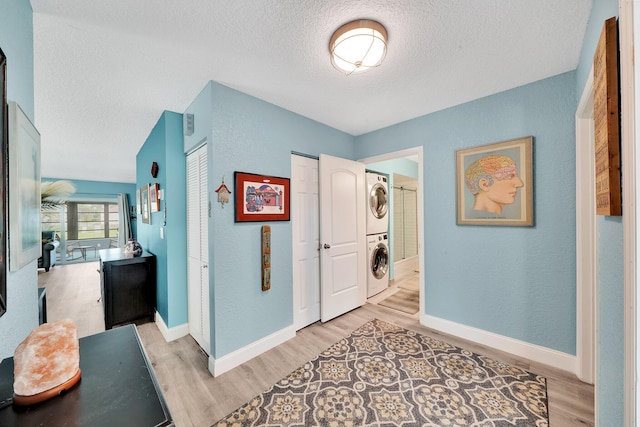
[2,4,631,419]
[0,0,38,360]
[576,0,617,96]
[355,71,577,355]
[1,0,34,120]
[43,178,138,238]
[575,0,624,423]
[184,81,355,358]
[164,112,189,328]
[183,84,215,352]
[598,217,624,425]
[136,111,188,328]
[368,158,419,181]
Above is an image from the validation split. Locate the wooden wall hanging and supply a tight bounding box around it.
[593,17,622,216]
[261,226,271,291]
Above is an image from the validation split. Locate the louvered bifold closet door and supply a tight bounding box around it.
[393,186,404,262]
[393,186,418,261]
[403,188,418,258]
[186,144,210,355]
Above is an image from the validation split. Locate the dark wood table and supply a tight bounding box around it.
[0,325,173,426]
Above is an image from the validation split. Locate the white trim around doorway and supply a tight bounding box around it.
[575,67,597,386]
[359,146,425,321]
[620,1,638,424]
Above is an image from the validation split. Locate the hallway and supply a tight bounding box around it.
[37,262,593,426]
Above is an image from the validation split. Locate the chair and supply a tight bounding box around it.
[38,231,60,272]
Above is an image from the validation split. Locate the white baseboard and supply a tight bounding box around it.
[209,324,296,377]
[422,314,577,375]
[154,311,189,342]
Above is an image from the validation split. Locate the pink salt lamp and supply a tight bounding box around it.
[12,319,82,406]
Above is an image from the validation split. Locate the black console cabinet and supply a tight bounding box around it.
[99,248,156,330]
[0,325,173,426]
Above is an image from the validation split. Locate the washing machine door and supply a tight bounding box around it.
[369,183,388,219]
[371,242,389,279]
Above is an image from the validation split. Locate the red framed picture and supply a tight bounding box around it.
[234,172,290,222]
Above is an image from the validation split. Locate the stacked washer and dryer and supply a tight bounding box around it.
[366,172,390,298]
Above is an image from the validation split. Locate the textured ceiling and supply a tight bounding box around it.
[31,0,593,183]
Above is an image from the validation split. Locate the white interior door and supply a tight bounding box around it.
[187,144,210,354]
[319,154,366,322]
[291,155,320,329]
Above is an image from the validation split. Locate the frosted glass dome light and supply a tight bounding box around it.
[329,20,387,75]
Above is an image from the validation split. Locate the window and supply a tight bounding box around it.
[66,202,119,240]
[42,201,119,241]
[41,210,62,239]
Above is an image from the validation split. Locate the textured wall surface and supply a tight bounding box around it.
[137,113,168,323]
[163,112,189,329]
[0,0,38,360]
[1,0,34,119]
[136,112,189,329]
[575,0,625,423]
[184,81,356,358]
[576,0,618,98]
[597,217,624,426]
[356,72,577,355]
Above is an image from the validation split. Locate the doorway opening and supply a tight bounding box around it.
[291,148,424,328]
[360,147,424,319]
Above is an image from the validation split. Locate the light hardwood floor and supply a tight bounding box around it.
[368,271,420,318]
[38,262,594,427]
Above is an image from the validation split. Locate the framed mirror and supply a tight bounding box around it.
[0,47,7,318]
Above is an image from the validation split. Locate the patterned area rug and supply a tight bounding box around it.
[378,289,420,315]
[212,319,548,426]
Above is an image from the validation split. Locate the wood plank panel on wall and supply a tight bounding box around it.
[593,17,621,216]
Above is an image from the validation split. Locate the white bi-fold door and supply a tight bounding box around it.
[187,144,210,354]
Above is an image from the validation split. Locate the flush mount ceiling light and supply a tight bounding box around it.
[329,19,387,75]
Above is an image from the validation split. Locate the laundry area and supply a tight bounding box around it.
[291,153,422,329]
[366,171,420,315]
[365,172,390,298]
[365,167,420,317]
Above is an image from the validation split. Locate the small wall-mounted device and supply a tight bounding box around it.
[183,113,194,136]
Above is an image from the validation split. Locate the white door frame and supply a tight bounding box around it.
[620,1,638,424]
[359,147,425,319]
[575,68,597,386]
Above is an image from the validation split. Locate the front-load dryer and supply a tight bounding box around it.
[366,172,389,235]
[367,232,389,298]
